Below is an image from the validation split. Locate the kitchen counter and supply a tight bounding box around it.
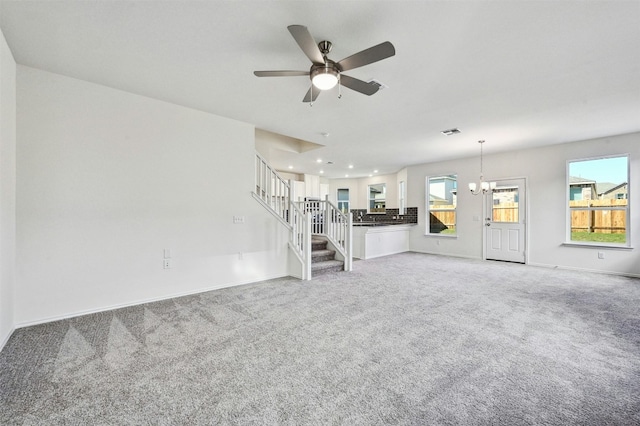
[352,221,412,226]
[352,223,415,259]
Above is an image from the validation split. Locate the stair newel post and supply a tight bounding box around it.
[324,194,330,238]
[304,211,312,280]
[288,179,294,227]
[346,212,353,271]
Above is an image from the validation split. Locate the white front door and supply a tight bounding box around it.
[485,178,526,263]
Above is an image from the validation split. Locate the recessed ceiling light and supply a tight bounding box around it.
[288,165,293,169]
[320,170,324,174]
[441,128,461,136]
[348,164,354,169]
[321,132,330,138]
[373,170,379,173]
[316,159,322,163]
[369,174,373,177]
[345,174,349,178]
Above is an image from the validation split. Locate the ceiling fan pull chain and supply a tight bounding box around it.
[310,85,313,107]
[338,76,342,99]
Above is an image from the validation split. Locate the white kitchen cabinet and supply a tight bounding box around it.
[352,224,413,260]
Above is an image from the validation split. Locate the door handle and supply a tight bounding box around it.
[485,223,491,226]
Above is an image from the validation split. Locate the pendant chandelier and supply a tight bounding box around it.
[468,140,496,195]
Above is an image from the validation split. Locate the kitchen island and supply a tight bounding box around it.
[351,223,415,260]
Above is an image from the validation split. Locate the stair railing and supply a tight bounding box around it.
[322,196,353,271]
[254,152,290,227]
[294,196,353,272]
[289,204,312,279]
[253,153,311,279]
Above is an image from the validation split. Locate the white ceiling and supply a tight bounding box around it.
[1,1,639,178]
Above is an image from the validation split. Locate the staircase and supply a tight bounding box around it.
[311,237,344,275]
[253,152,352,280]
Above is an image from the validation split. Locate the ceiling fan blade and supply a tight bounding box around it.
[288,25,325,65]
[254,71,310,77]
[337,41,395,72]
[339,74,380,96]
[302,86,321,103]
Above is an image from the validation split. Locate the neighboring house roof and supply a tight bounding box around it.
[595,182,618,195]
[600,182,628,196]
[569,176,596,185]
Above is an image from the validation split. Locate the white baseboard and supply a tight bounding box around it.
[15,273,293,329]
[408,249,482,261]
[411,250,640,278]
[527,262,640,279]
[0,326,15,353]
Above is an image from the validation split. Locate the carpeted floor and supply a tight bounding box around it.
[1,252,639,425]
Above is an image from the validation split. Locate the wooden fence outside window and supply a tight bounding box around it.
[569,199,627,234]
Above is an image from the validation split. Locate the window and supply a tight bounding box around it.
[427,174,457,235]
[337,188,350,214]
[492,186,519,222]
[568,156,629,246]
[399,181,406,215]
[368,183,386,213]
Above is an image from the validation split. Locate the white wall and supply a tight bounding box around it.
[0,29,17,349]
[328,178,359,207]
[16,66,290,325]
[407,132,640,276]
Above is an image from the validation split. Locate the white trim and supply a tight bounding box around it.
[409,249,481,261]
[483,176,529,264]
[0,326,16,352]
[528,261,640,279]
[561,242,634,250]
[566,154,630,247]
[426,173,458,236]
[14,273,290,329]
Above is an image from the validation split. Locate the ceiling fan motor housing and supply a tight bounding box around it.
[318,40,333,56]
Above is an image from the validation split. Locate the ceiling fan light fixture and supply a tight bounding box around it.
[311,68,339,90]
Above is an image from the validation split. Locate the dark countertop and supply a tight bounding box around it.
[352,222,416,227]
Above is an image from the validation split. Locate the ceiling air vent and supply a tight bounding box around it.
[441,128,461,136]
[367,79,388,90]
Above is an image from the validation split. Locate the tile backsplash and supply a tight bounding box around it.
[351,207,418,224]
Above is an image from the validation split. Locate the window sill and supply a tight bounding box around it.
[562,242,634,251]
[425,234,458,239]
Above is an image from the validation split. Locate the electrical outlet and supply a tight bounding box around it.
[163,259,172,269]
[163,248,172,259]
[598,252,605,259]
[233,215,245,224]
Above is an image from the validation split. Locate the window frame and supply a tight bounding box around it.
[426,174,457,237]
[398,181,406,215]
[336,188,350,214]
[566,155,630,248]
[368,183,386,214]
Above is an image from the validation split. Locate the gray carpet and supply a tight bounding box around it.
[1,252,639,425]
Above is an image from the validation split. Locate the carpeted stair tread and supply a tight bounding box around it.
[311,238,343,275]
[311,239,328,250]
[311,260,344,274]
[312,249,336,262]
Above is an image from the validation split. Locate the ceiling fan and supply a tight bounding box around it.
[254,25,395,103]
